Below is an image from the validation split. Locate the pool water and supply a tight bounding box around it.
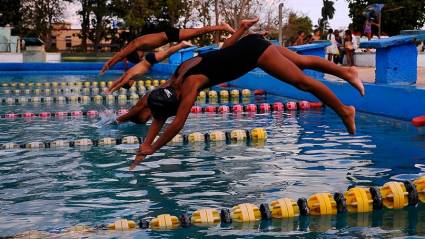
[0,73,424,238]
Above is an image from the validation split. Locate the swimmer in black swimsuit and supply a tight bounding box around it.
[106,41,193,94]
[100,24,235,75]
[110,18,361,169]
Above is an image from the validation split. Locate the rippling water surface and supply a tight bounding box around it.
[0,73,425,238]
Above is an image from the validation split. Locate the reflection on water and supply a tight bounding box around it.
[0,74,425,238]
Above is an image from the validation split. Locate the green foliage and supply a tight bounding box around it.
[0,0,22,34]
[346,0,425,36]
[318,0,335,32]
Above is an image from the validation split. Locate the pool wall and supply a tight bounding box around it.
[0,62,424,121]
[150,63,425,121]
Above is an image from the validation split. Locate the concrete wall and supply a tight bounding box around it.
[0,53,61,63]
[0,26,20,53]
[0,53,24,63]
[45,53,61,63]
[341,52,425,67]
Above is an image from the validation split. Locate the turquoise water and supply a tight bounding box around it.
[0,73,425,238]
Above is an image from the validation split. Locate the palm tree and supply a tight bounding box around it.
[321,0,335,21]
[318,0,335,32]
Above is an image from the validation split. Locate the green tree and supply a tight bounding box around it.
[110,0,192,36]
[76,0,91,51]
[318,0,335,32]
[347,0,425,36]
[283,12,313,45]
[0,0,22,34]
[88,0,110,53]
[21,0,72,49]
[220,0,262,29]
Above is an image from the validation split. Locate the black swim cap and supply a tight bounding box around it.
[147,87,179,119]
[127,51,141,64]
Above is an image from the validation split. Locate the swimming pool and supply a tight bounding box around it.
[0,72,424,238]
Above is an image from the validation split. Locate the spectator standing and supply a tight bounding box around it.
[305,34,314,44]
[312,29,321,41]
[334,30,344,64]
[326,29,339,62]
[293,31,306,46]
[344,30,355,66]
[364,19,373,40]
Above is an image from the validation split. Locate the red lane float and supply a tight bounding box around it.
[5,113,18,119]
[191,106,202,113]
[259,103,271,113]
[218,105,230,113]
[87,110,99,117]
[286,101,297,111]
[232,104,243,113]
[55,112,68,117]
[272,102,284,111]
[298,101,310,110]
[309,102,323,109]
[23,112,35,118]
[71,111,83,117]
[412,116,425,127]
[39,112,51,118]
[245,104,257,113]
[204,105,217,113]
[254,89,266,96]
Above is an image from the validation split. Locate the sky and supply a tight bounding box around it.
[64,0,352,29]
[284,0,351,29]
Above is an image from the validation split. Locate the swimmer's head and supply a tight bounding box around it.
[147,87,179,120]
[126,94,152,124]
[127,50,145,64]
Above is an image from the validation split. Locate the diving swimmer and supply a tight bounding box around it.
[106,17,363,169]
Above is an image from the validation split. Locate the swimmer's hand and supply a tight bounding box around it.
[100,60,112,75]
[130,145,155,170]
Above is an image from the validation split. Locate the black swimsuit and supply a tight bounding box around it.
[165,27,180,43]
[179,34,271,87]
[148,34,271,119]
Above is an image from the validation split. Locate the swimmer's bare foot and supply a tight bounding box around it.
[240,17,260,30]
[220,23,236,34]
[347,66,364,96]
[342,105,356,134]
[180,41,193,48]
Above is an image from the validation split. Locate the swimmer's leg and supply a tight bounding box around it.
[275,46,364,96]
[178,23,235,40]
[258,45,356,134]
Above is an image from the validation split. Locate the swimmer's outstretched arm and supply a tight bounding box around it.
[100,24,235,75]
[221,17,259,49]
[107,42,193,93]
[130,83,200,169]
[107,60,151,94]
[130,117,166,169]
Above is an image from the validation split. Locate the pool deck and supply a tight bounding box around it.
[325,67,425,86]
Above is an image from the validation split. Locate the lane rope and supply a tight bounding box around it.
[0,101,323,120]
[0,128,268,150]
[6,176,425,236]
